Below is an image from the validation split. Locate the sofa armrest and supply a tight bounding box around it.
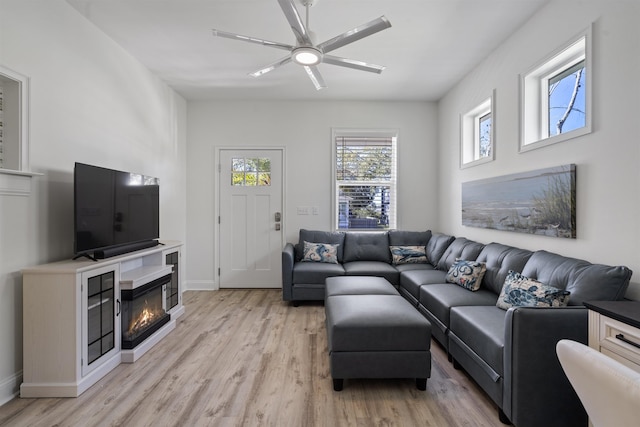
[503,306,588,427]
[282,243,295,301]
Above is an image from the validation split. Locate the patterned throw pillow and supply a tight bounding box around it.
[496,270,571,310]
[389,246,428,265]
[445,259,487,291]
[302,241,339,264]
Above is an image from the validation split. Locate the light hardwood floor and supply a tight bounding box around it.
[0,290,501,426]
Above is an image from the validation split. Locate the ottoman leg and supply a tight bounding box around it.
[333,378,344,391]
[416,378,427,391]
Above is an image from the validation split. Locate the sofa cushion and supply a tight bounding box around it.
[446,259,487,291]
[475,243,533,295]
[343,261,400,286]
[521,250,632,305]
[390,245,428,265]
[496,270,570,310]
[296,229,345,262]
[388,230,432,247]
[302,241,339,264]
[399,269,447,300]
[419,284,498,333]
[436,237,485,271]
[293,262,345,284]
[449,305,508,378]
[343,232,392,263]
[425,233,455,267]
[394,263,436,274]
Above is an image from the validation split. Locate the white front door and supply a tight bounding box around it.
[218,149,283,288]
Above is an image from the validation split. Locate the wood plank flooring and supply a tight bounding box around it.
[0,290,501,426]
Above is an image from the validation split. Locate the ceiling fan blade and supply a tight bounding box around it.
[212,29,294,51]
[317,16,391,54]
[249,56,293,77]
[277,0,313,46]
[322,55,386,74]
[303,66,326,90]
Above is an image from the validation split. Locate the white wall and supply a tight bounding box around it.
[437,0,640,298]
[186,100,437,290]
[0,0,187,405]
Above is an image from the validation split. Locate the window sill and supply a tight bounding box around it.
[0,169,42,196]
[461,156,494,169]
[520,125,591,153]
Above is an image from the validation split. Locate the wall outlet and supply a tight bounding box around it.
[312,206,319,215]
[297,206,309,215]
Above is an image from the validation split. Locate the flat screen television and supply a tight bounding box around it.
[74,162,160,259]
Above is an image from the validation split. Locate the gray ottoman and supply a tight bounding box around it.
[325,278,432,391]
[325,276,400,298]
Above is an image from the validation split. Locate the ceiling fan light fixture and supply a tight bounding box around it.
[292,47,322,66]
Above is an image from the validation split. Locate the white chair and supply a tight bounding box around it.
[556,339,640,427]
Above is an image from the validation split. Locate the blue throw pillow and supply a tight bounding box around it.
[390,245,428,265]
[445,259,487,291]
[302,241,339,264]
[497,270,570,310]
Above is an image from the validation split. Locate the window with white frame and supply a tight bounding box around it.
[461,93,495,168]
[520,28,591,151]
[333,130,397,230]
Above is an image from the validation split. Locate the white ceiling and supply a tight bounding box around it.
[65,0,550,101]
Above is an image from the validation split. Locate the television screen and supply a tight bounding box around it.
[74,162,159,257]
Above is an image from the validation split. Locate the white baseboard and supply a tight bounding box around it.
[0,370,22,406]
[184,280,218,291]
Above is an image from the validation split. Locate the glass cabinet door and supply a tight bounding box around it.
[165,251,179,311]
[86,271,115,365]
[82,264,120,376]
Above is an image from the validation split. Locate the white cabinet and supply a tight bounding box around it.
[586,301,640,374]
[21,241,183,398]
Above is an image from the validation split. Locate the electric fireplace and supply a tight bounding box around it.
[121,273,171,349]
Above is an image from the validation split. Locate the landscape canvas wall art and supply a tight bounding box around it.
[462,164,576,238]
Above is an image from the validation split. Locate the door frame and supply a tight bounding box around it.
[214,146,286,290]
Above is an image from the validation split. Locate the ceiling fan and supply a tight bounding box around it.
[211,0,391,90]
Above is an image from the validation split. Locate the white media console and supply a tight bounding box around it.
[20,241,184,398]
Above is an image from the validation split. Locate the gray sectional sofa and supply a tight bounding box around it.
[281,229,633,427]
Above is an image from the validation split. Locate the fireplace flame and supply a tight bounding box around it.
[128,299,164,335]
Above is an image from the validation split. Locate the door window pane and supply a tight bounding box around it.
[231,157,271,186]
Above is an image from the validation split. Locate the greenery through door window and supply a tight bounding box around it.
[232,157,271,186]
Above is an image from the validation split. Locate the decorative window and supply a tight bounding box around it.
[0,83,4,168]
[231,157,271,186]
[461,92,495,168]
[332,130,397,230]
[0,65,30,172]
[520,27,591,151]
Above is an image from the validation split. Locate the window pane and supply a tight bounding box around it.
[232,172,244,186]
[255,158,271,172]
[548,61,586,136]
[245,172,257,186]
[336,139,392,182]
[478,113,492,159]
[244,158,257,172]
[232,158,245,172]
[258,172,271,186]
[338,184,391,229]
